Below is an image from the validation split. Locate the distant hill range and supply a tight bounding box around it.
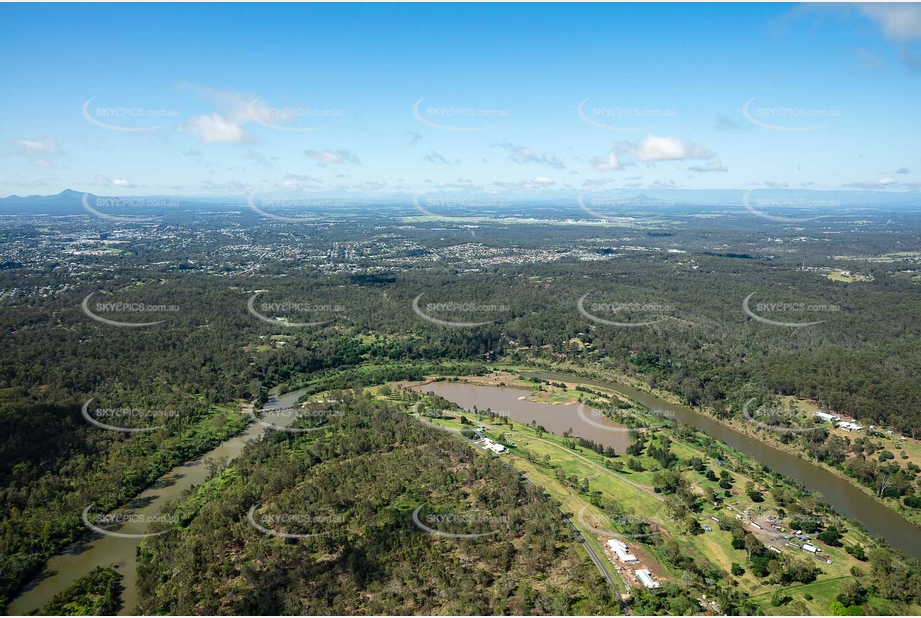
[0,190,232,216]
[0,188,917,216]
[0,189,90,215]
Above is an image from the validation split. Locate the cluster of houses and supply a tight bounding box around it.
[472,428,506,453]
[733,505,834,565]
[813,412,910,439]
[605,539,661,589]
[814,412,863,432]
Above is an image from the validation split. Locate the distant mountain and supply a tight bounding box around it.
[0,190,218,216]
[623,188,921,208]
[0,188,918,217]
[0,189,87,215]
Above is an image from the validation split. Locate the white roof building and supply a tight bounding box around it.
[802,544,819,553]
[607,539,638,563]
[838,421,863,432]
[480,438,505,453]
[815,412,841,423]
[636,569,661,589]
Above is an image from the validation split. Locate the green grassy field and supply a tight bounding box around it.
[385,372,921,615]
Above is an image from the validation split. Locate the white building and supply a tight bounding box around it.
[815,412,841,423]
[480,438,505,453]
[607,539,638,563]
[802,544,819,554]
[838,421,863,432]
[636,569,661,589]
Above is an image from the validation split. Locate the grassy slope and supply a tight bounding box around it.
[401,373,921,615]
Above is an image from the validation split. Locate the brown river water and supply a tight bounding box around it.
[11,371,921,615]
[417,382,632,454]
[510,371,921,559]
[7,388,308,616]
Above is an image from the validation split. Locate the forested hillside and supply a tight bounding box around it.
[0,245,921,594]
[2,220,921,607]
[135,391,618,615]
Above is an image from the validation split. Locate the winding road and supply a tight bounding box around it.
[410,408,628,613]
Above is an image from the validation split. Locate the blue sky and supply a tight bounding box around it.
[1,2,920,199]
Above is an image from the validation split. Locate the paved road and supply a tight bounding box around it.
[523,433,663,502]
[411,411,629,614]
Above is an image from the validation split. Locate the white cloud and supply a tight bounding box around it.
[274,178,324,191]
[346,180,390,192]
[248,99,295,125]
[582,178,619,188]
[284,173,323,183]
[243,149,275,169]
[92,175,135,188]
[177,85,291,144]
[856,48,885,70]
[13,137,59,155]
[490,176,556,191]
[590,151,622,172]
[714,115,745,130]
[0,176,59,188]
[424,178,480,191]
[11,137,60,167]
[181,114,249,144]
[618,135,714,162]
[858,3,921,42]
[843,177,898,190]
[689,160,728,173]
[793,5,921,70]
[200,179,255,192]
[306,149,361,166]
[273,172,325,192]
[424,151,452,164]
[494,142,566,169]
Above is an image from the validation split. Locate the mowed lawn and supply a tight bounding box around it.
[403,378,911,612]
